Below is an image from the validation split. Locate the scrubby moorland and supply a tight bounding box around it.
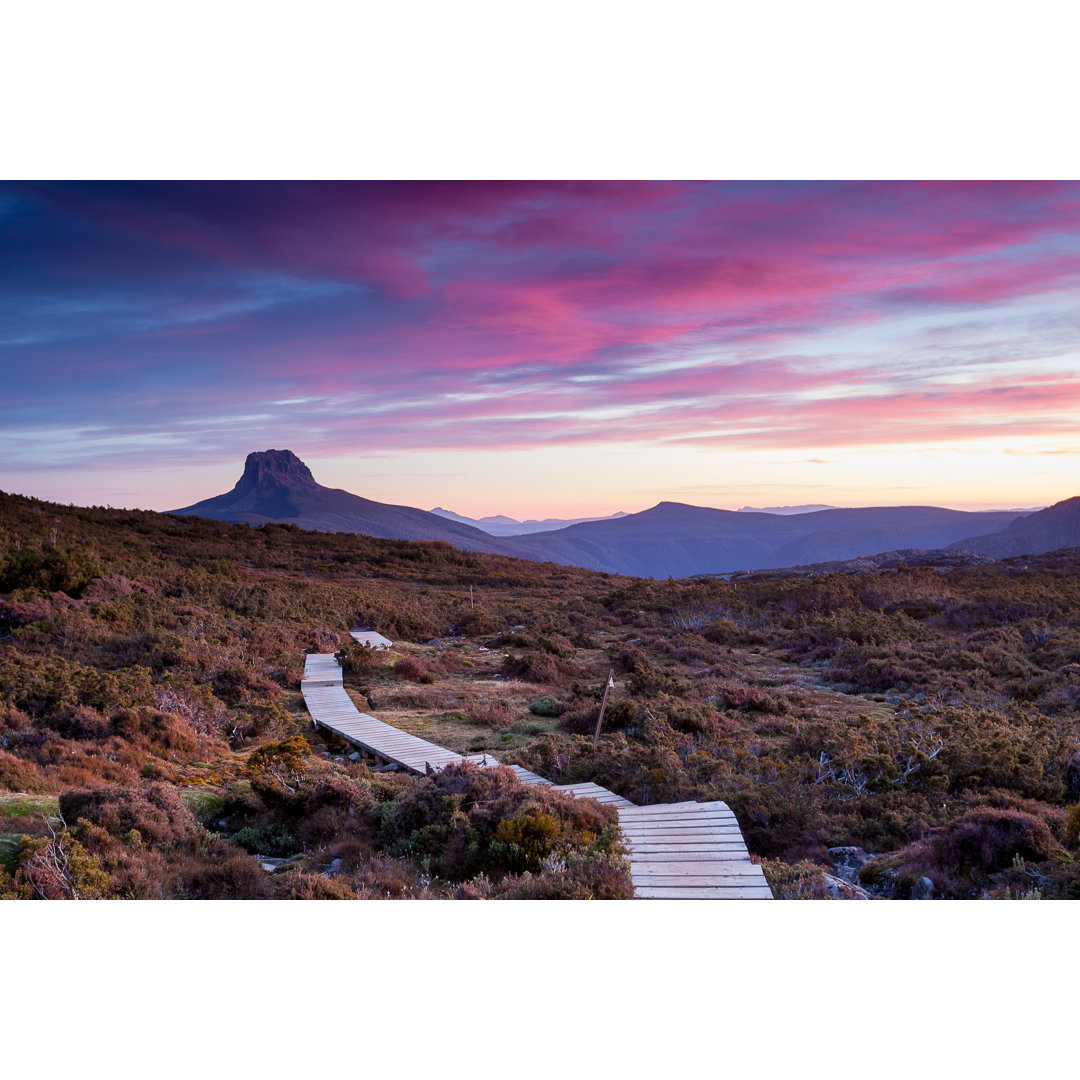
[2,489,1079,899]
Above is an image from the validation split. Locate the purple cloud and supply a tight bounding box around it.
[3,181,1080,509]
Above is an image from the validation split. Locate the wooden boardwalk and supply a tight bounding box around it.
[350,629,394,649]
[302,651,771,899]
[302,654,465,772]
[618,802,773,899]
[509,765,771,897]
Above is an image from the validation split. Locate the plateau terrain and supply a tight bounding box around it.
[3,484,1080,900]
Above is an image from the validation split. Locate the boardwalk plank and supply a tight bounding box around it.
[635,886,773,899]
[629,852,757,864]
[632,874,767,887]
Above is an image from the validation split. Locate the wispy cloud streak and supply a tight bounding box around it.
[2,181,1080,500]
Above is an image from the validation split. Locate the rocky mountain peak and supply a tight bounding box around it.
[235,449,318,492]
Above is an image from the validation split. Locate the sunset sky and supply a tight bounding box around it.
[2,180,1078,518]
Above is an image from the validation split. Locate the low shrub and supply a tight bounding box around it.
[377,762,622,884]
[169,837,273,899]
[758,857,830,900]
[0,751,53,793]
[941,807,1058,873]
[275,868,358,899]
[489,811,560,872]
[466,697,514,729]
[59,784,201,847]
[232,822,302,857]
[528,696,566,718]
[393,655,437,683]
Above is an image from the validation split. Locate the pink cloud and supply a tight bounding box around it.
[8,180,1080,488]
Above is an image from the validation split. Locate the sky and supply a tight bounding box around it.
[2,180,1079,518]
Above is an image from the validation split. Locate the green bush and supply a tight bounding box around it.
[528,695,566,717]
[232,822,302,857]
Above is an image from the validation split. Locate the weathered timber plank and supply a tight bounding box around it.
[631,854,752,863]
[509,767,552,785]
[632,874,768,888]
[622,832,746,842]
[625,832,746,841]
[635,886,774,899]
[620,803,732,816]
[620,816,741,827]
[628,843,748,853]
[621,823,744,833]
[349,630,394,648]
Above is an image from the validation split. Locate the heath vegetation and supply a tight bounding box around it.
[2,489,1079,899]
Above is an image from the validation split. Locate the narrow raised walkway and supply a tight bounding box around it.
[618,802,773,899]
[302,654,465,773]
[302,651,771,899]
[508,766,771,898]
[350,629,393,649]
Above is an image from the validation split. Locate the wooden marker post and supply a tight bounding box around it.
[592,668,615,747]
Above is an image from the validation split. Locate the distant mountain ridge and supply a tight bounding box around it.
[170,450,1075,579]
[169,450,517,555]
[505,501,1029,578]
[430,506,629,536]
[949,496,1080,557]
[737,503,837,515]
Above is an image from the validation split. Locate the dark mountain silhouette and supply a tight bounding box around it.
[169,450,1045,578]
[169,450,516,555]
[505,501,1028,578]
[948,496,1080,557]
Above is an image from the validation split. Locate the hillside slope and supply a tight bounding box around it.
[949,496,1080,557]
[170,450,1042,578]
[4,489,1080,900]
[507,502,1026,577]
[171,450,517,556]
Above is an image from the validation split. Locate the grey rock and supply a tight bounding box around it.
[348,751,363,762]
[912,876,934,900]
[822,872,872,900]
[827,845,871,883]
[326,858,344,877]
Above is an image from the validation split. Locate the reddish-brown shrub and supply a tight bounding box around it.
[487,852,634,899]
[0,750,54,793]
[466,697,514,728]
[393,655,436,683]
[353,854,434,898]
[169,838,273,899]
[940,807,1058,872]
[111,707,200,753]
[507,651,562,684]
[59,783,201,847]
[275,868,358,899]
